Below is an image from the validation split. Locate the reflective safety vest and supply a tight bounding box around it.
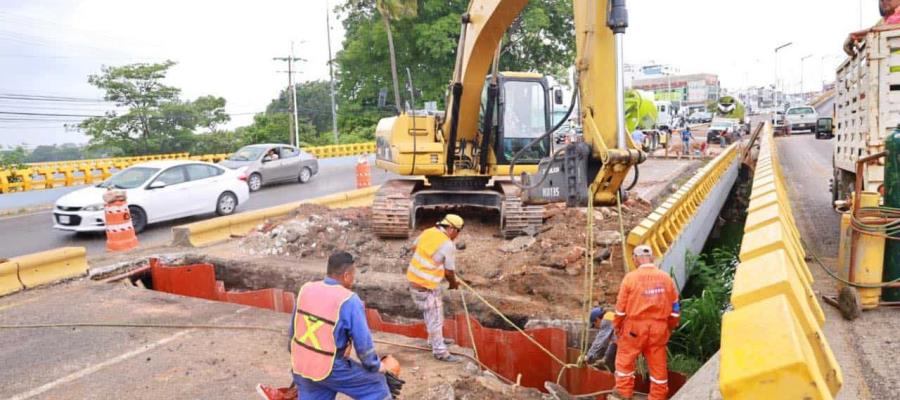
[406,227,451,290]
[290,280,354,381]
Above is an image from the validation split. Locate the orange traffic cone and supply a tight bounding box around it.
[104,194,139,252]
[356,155,371,188]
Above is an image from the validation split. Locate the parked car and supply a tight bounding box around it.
[784,106,818,134]
[707,120,738,146]
[815,117,834,139]
[220,144,319,192]
[53,160,249,233]
[688,111,713,124]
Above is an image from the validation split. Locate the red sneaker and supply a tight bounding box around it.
[256,383,297,400]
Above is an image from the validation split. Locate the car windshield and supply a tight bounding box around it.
[229,147,265,161]
[787,107,814,115]
[97,167,160,189]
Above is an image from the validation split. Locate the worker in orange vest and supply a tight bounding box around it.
[610,245,680,400]
[407,214,464,363]
[286,251,403,399]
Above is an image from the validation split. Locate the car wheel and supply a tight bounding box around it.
[216,192,238,216]
[298,167,312,184]
[248,173,262,192]
[128,206,147,233]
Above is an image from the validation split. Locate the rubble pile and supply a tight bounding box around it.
[239,197,653,317]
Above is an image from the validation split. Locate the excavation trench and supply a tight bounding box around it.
[106,256,687,397]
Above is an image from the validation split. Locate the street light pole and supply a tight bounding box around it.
[800,54,813,97]
[326,1,339,144]
[774,42,793,107]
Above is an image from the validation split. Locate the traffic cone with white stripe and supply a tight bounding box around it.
[104,190,139,252]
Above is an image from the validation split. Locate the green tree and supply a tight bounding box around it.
[267,81,334,135]
[78,61,230,155]
[335,0,574,119]
[236,113,319,146]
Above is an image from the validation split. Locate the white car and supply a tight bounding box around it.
[53,160,250,233]
[785,106,818,134]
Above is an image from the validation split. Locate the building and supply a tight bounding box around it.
[631,73,720,111]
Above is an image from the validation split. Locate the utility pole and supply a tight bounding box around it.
[326,2,339,143]
[274,44,305,147]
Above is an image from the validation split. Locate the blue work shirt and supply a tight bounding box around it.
[681,130,692,140]
[289,278,382,380]
[631,129,645,144]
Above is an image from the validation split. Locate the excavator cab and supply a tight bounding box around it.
[490,73,552,165]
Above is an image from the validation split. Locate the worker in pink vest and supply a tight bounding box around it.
[288,251,403,399]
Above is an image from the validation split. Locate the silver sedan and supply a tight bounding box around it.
[220,144,319,192]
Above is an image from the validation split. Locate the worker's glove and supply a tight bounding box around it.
[385,371,405,398]
[448,281,459,290]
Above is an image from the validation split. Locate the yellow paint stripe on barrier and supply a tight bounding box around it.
[16,247,88,289]
[720,123,842,399]
[172,186,381,247]
[0,260,24,296]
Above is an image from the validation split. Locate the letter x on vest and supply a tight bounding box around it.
[294,310,336,356]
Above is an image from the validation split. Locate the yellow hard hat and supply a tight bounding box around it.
[439,214,464,229]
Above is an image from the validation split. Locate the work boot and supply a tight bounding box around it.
[434,353,462,363]
[428,338,455,348]
[255,383,297,400]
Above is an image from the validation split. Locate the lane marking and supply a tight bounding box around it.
[7,307,250,400]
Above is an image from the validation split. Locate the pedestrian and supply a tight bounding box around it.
[610,245,681,400]
[659,129,669,157]
[407,214,464,363]
[282,251,404,400]
[631,128,646,151]
[680,127,693,159]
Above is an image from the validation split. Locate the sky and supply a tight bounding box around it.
[0,0,881,147]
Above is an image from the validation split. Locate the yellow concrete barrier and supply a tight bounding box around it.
[2,247,88,294]
[626,144,738,269]
[172,186,381,247]
[0,259,24,296]
[1,144,376,193]
[719,123,842,399]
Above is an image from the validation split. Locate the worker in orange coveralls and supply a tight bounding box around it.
[609,245,680,400]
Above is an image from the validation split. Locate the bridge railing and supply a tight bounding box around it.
[0,143,376,193]
[625,143,739,273]
[718,124,842,399]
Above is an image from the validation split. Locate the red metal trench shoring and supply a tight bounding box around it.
[145,259,686,398]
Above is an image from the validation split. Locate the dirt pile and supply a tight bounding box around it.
[239,199,653,319]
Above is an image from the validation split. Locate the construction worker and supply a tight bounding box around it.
[610,245,680,400]
[407,214,464,362]
[287,251,404,400]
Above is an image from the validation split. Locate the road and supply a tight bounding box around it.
[778,134,899,400]
[0,156,395,259]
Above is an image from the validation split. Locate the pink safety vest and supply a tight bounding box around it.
[290,280,354,381]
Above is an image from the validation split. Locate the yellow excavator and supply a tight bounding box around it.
[373,0,644,238]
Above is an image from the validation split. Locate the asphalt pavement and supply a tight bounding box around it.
[777,134,900,400]
[0,155,395,259]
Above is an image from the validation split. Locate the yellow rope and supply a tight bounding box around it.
[459,289,481,368]
[457,278,577,370]
[616,190,629,273]
[578,187,596,365]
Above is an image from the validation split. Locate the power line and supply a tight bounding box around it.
[0,111,103,118]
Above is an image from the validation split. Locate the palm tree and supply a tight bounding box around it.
[376,0,417,114]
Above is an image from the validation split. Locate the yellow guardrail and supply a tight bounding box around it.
[171,186,380,247]
[0,142,377,194]
[719,124,842,399]
[0,247,88,297]
[625,144,739,270]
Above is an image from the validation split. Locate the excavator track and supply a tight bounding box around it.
[499,183,544,238]
[371,180,417,238]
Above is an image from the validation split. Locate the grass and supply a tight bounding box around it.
[667,248,738,375]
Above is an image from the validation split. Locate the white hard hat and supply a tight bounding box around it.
[633,245,653,258]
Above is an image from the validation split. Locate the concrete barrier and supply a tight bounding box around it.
[1,142,377,193]
[719,124,842,399]
[626,144,740,290]
[0,247,88,297]
[0,259,23,296]
[172,186,381,247]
